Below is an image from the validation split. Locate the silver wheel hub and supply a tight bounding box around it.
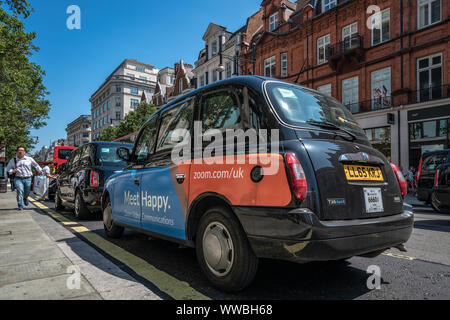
[202,222,234,277]
[75,195,79,215]
[103,205,113,230]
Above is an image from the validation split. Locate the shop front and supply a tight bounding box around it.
[408,104,450,169]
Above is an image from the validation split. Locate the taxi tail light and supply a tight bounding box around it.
[390,163,407,198]
[434,169,440,187]
[285,153,307,201]
[90,171,100,187]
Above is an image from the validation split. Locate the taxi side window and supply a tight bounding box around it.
[156,100,194,152]
[201,90,241,133]
[80,145,91,166]
[69,149,81,170]
[134,117,158,162]
[236,86,269,131]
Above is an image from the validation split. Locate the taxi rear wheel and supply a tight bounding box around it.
[55,189,64,211]
[103,200,124,239]
[196,206,258,292]
[74,192,90,220]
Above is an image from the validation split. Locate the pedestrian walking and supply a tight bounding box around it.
[6,146,55,210]
[41,163,56,201]
[407,167,416,193]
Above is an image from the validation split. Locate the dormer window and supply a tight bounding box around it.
[322,0,337,13]
[269,12,278,32]
[211,41,218,56]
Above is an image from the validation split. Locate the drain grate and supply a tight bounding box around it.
[0,231,12,236]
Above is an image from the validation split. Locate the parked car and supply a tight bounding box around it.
[101,76,413,292]
[55,142,133,219]
[416,149,450,203]
[430,163,450,213]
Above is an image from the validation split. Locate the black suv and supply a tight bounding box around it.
[416,149,450,203]
[430,163,450,213]
[55,142,133,219]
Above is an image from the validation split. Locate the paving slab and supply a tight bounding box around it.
[0,273,97,300]
[0,258,73,286]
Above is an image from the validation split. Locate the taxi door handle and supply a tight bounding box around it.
[134,177,140,186]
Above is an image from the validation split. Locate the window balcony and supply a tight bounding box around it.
[326,35,365,72]
[408,84,450,105]
[345,96,393,114]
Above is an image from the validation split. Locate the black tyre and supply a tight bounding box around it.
[103,199,124,239]
[74,191,91,220]
[196,206,258,292]
[55,189,65,211]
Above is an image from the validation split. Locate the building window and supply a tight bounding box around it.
[280,53,288,77]
[317,34,330,65]
[211,41,218,56]
[179,78,183,94]
[264,56,276,78]
[317,84,332,97]
[115,97,121,107]
[130,87,138,94]
[342,22,358,51]
[127,73,135,80]
[226,62,232,78]
[115,112,121,120]
[136,65,145,72]
[115,86,121,93]
[322,0,337,13]
[418,0,441,29]
[371,67,391,110]
[139,76,147,83]
[107,101,111,110]
[269,12,278,32]
[212,70,218,82]
[417,53,442,102]
[131,99,139,109]
[342,76,359,113]
[372,8,390,45]
[365,127,391,159]
[409,118,449,168]
[200,74,205,87]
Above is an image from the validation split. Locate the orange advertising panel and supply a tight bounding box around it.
[184,154,292,207]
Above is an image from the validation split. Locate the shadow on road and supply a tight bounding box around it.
[29,197,375,300]
[414,220,450,233]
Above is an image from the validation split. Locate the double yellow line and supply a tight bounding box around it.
[29,198,210,300]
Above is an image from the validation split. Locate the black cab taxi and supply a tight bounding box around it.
[102,76,413,292]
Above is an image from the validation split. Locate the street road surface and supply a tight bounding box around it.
[29,195,450,300]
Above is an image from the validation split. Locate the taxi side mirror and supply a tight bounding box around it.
[117,147,131,162]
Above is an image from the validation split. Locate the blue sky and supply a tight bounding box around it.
[25,0,260,153]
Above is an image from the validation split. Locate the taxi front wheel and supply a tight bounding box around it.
[196,206,258,292]
[103,200,124,239]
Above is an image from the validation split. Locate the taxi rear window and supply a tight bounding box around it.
[265,82,366,136]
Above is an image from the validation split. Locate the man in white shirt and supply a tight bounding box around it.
[6,146,54,210]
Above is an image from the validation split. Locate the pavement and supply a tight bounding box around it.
[0,190,162,300]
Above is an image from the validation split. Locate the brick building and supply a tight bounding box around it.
[240,0,449,171]
[152,60,194,107]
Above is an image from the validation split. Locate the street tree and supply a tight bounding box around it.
[0,0,50,160]
[98,102,157,141]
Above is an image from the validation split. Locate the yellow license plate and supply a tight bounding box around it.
[344,165,384,181]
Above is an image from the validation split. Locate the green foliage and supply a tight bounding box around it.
[98,102,157,141]
[0,1,50,161]
[0,0,32,17]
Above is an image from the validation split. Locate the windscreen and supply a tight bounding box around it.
[57,148,73,160]
[265,82,366,136]
[96,145,132,166]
